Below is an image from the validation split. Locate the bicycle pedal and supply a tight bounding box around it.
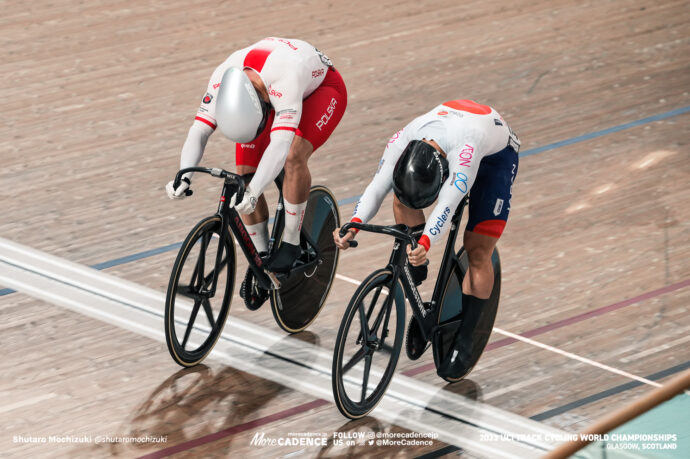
[265,270,282,290]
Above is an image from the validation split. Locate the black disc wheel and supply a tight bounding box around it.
[270,185,340,333]
[165,216,236,367]
[432,247,501,382]
[332,269,406,419]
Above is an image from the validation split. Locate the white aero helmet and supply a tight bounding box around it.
[216,67,270,143]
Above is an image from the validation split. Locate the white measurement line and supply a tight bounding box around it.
[492,328,662,388]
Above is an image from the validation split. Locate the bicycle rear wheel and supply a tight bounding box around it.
[332,269,406,419]
[270,185,339,333]
[165,216,236,367]
[432,247,501,382]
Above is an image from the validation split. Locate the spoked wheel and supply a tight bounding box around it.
[432,247,501,382]
[165,216,236,367]
[332,269,406,419]
[270,185,340,333]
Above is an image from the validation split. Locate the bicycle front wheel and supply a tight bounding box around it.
[332,269,406,419]
[270,185,340,333]
[165,216,236,367]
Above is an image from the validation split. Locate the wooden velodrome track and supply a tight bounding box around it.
[1,0,688,457]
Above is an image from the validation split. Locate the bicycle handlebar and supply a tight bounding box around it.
[340,222,418,250]
[173,167,245,202]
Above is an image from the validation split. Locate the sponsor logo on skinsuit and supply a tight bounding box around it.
[277,108,297,121]
[315,48,333,67]
[268,87,283,98]
[202,93,213,104]
[387,130,403,148]
[316,98,337,131]
[312,69,325,78]
[493,199,504,216]
[278,38,298,50]
[429,207,451,236]
[458,144,474,167]
[453,172,469,193]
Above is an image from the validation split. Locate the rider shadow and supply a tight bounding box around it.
[440,378,483,401]
[103,364,285,456]
[283,330,320,347]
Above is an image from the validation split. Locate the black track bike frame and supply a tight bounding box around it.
[341,196,469,342]
[173,167,324,292]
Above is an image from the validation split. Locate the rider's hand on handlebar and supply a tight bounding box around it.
[406,244,427,266]
[166,177,191,200]
[333,227,356,250]
[230,185,258,214]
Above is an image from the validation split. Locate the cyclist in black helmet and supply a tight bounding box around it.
[334,99,520,368]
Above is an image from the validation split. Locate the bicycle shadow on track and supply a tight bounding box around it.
[425,378,483,419]
[102,364,286,456]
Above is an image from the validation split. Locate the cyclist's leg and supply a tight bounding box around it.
[285,67,347,217]
[270,68,347,271]
[393,195,425,227]
[463,145,518,298]
[236,111,275,252]
[461,231,498,299]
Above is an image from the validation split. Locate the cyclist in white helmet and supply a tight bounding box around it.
[167,37,347,272]
[334,99,519,368]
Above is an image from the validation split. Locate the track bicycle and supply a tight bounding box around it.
[164,166,339,367]
[331,196,501,418]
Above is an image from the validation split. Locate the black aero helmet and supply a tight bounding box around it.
[393,140,449,209]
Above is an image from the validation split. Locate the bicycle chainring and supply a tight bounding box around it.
[241,268,268,311]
